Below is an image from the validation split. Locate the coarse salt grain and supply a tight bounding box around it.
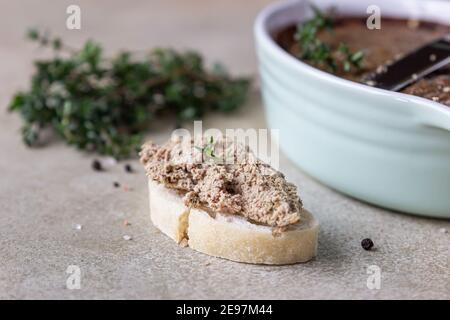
[75,224,83,230]
[439,228,448,234]
[443,87,450,93]
[102,156,117,168]
[123,235,132,241]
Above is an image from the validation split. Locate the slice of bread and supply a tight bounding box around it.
[148,180,319,265]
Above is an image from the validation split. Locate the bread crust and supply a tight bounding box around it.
[148,180,189,243]
[148,180,318,264]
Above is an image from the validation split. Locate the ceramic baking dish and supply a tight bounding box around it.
[254,0,450,218]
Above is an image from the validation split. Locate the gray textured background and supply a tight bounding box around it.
[0,0,449,299]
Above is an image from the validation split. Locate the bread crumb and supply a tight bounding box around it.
[272,226,287,237]
[123,220,131,226]
[179,238,188,247]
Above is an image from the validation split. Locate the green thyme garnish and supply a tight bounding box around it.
[9,29,250,159]
[294,6,365,73]
[338,43,364,72]
[195,136,218,161]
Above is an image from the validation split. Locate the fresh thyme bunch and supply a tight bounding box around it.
[9,29,250,159]
[294,7,364,73]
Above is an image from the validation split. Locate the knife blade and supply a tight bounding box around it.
[368,35,450,92]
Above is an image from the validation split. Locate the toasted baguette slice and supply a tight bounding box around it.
[148,180,319,265]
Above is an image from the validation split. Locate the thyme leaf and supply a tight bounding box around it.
[195,136,218,161]
[294,7,365,73]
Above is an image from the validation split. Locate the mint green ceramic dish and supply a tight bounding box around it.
[254,0,450,218]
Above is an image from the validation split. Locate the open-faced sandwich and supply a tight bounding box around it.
[139,135,318,264]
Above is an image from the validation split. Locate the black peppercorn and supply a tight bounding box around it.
[92,159,103,171]
[113,182,120,188]
[124,164,133,173]
[361,238,374,251]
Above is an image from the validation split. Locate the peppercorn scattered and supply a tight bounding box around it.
[92,159,103,171]
[113,182,120,188]
[124,164,134,173]
[361,238,374,251]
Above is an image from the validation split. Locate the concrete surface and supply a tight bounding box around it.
[0,0,449,299]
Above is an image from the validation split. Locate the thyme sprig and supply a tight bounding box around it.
[294,7,365,73]
[195,136,218,161]
[9,29,251,159]
[338,43,365,72]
